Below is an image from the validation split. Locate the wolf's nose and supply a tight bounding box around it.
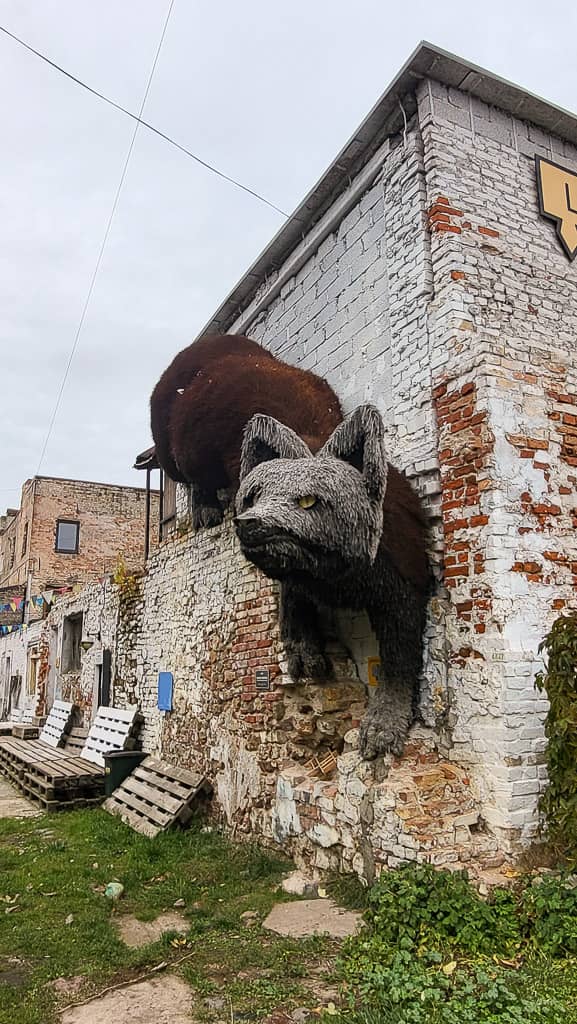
[234,516,269,544]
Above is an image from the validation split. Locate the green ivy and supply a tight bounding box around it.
[336,865,577,1024]
[364,864,521,955]
[535,613,577,859]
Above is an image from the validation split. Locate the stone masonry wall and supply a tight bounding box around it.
[34,580,119,724]
[111,521,500,879]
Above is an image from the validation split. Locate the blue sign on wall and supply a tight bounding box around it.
[157,671,173,712]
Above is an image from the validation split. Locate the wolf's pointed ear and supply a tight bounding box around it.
[318,404,388,502]
[240,415,311,481]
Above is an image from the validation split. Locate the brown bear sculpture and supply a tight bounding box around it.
[150,334,343,528]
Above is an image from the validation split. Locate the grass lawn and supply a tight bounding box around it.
[1,810,577,1023]
[0,809,338,1023]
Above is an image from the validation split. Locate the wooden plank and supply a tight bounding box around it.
[104,799,160,837]
[107,786,170,827]
[140,757,205,789]
[94,706,140,725]
[131,766,193,802]
[120,775,183,816]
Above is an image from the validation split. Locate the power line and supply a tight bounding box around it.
[35,0,175,476]
[0,23,289,218]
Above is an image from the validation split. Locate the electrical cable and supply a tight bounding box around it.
[34,0,175,475]
[0,23,289,218]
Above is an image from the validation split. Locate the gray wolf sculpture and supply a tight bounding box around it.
[234,405,429,759]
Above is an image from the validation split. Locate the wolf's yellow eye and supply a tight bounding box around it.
[298,495,317,509]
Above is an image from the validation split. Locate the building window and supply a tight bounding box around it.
[21,522,28,558]
[55,520,79,554]
[27,646,39,695]
[61,613,83,673]
[161,477,177,539]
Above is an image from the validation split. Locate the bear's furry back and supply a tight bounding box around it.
[150,334,343,489]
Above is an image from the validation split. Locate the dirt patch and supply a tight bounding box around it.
[262,899,361,939]
[50,976,86,999]
[60,974,193,1024]
[115,912,188,948]
[0,956,29,988]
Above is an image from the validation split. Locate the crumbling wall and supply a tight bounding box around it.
[113,519,499,878]
[417,78,577,841]
[38,580,119,723]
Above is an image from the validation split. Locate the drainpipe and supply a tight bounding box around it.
[144,467,151,562]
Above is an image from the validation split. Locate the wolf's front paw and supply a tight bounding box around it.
[192,504,223,530]
[286,645,331,681]
[359,710,406,760]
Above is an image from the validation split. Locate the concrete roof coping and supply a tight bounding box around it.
[199,41,577,339]
[30,475,153,494]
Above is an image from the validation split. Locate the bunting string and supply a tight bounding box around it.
[0,584,83,617]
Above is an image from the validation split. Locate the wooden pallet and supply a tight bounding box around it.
[63,727,89,757]
[11,724,39,740]
[39,700,77,748]
[80,706,143,767]
[104,757,211,837]
[0,704,143,811]
[0,737,104,807]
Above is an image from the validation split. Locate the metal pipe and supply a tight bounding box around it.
[144,468,151,562]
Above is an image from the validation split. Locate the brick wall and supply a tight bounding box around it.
[0,476,159,595]
[37,580,119,723]
[416,78,577,839]
[108,519,500,878]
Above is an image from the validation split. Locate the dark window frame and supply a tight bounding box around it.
[61,613,83,673]
[21,522,28,558]
[55,519,80,554]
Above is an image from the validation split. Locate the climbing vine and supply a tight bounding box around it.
[112,556,142,606]
[535,613,577,860]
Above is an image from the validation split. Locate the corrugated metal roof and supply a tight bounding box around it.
[198,41,577,338]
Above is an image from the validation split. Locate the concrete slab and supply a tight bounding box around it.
[262,899,361,939]
[116,912,188,948]
[0,777,40,819]
[60,974,193,1024]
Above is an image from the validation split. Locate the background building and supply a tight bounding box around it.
[0,475,159,596]
[0,475,158,722]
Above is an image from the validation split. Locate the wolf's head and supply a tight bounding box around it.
[234,405,388,583]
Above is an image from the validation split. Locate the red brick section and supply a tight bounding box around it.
[427,196,464,234]
[35,632,51,717]
[434,381,494,637]
[426,197,500,240]
[547,388,577,467]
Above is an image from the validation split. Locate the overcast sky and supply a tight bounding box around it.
[1,0,576,506]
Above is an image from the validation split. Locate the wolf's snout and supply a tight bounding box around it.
[234,515,271,546]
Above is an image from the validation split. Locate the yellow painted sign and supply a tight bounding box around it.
[367,656,383,687]
[536,156,577,261]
